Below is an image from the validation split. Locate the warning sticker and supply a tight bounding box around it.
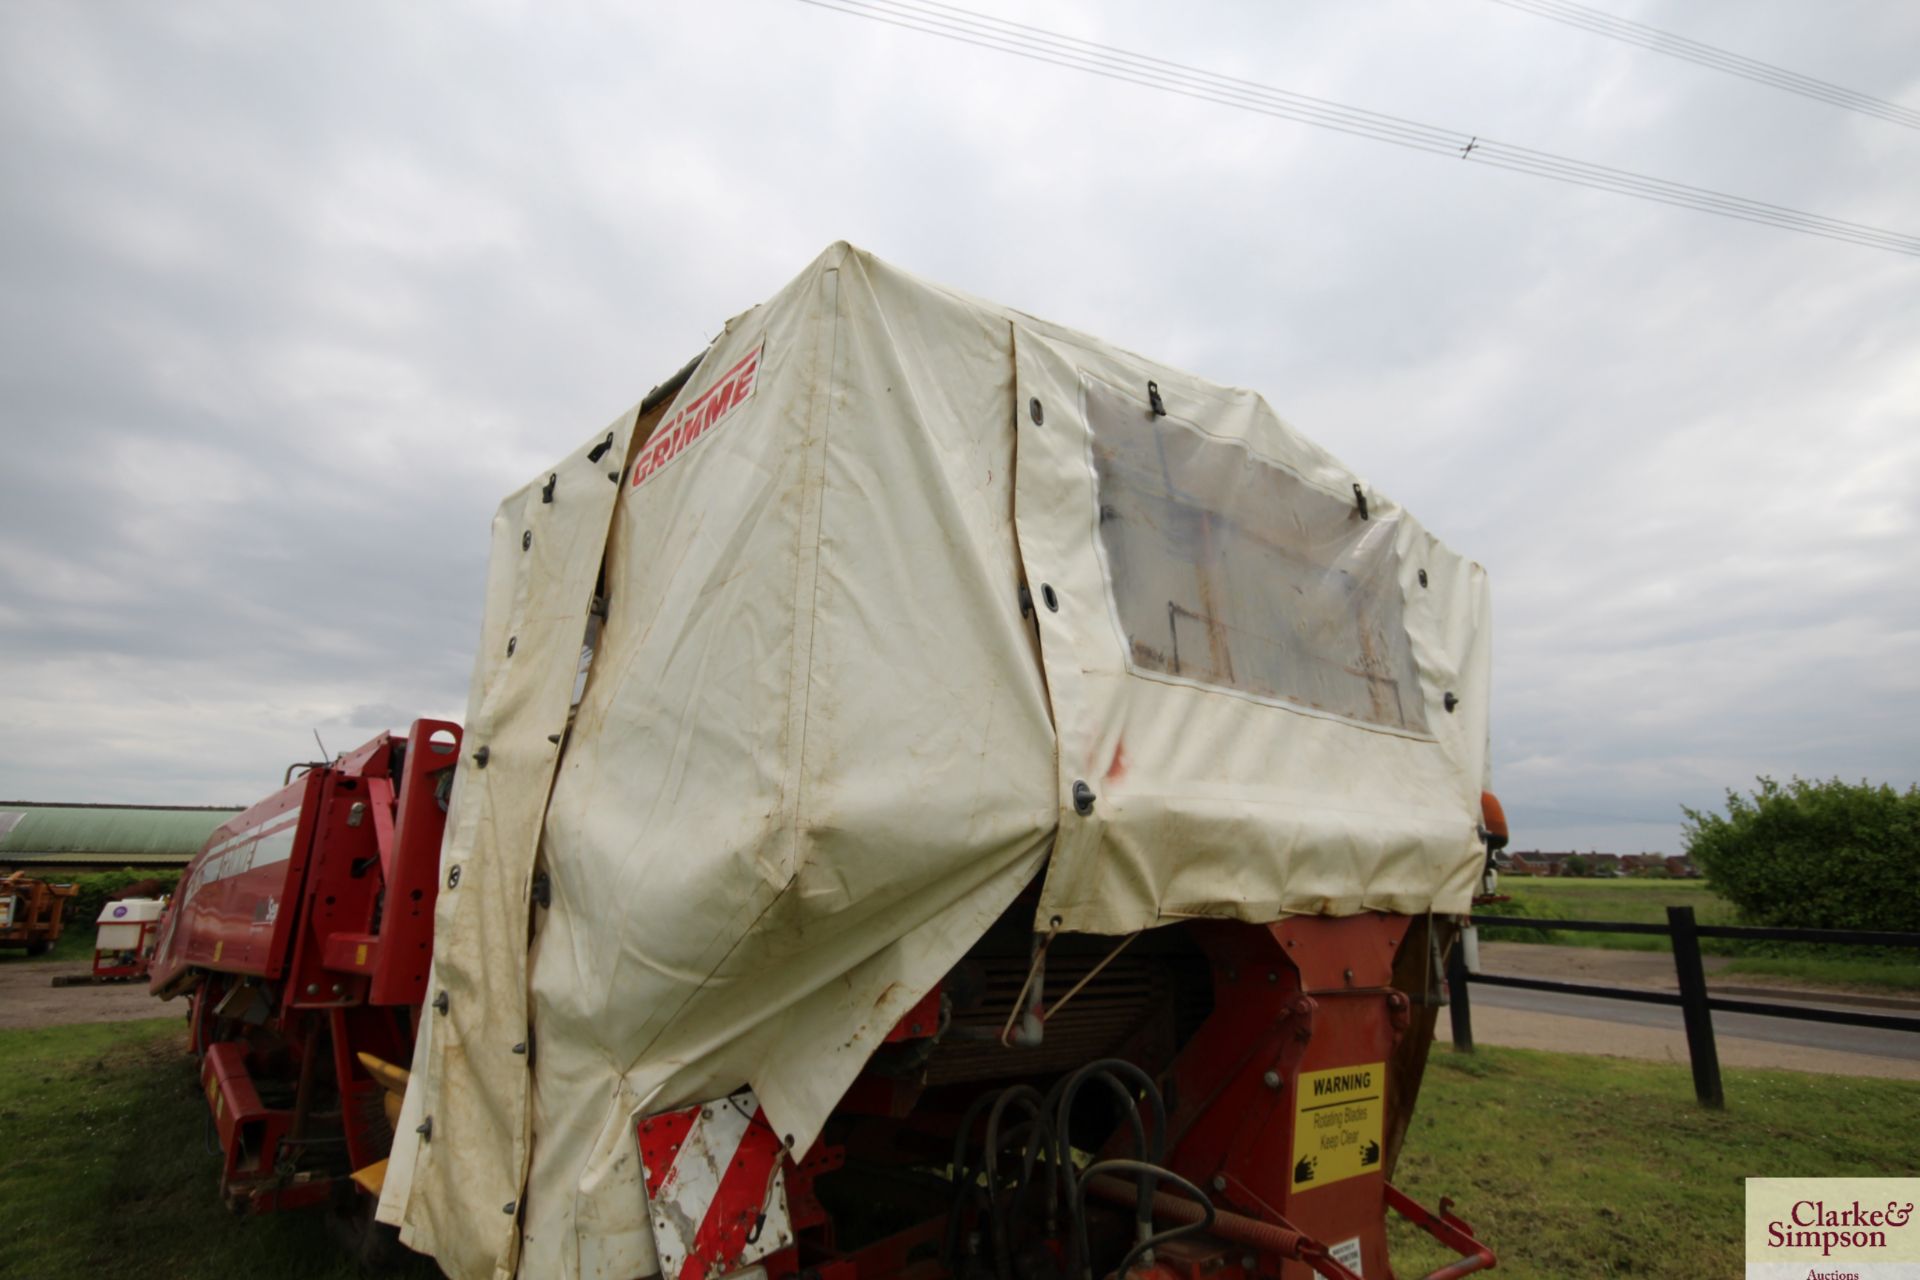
[1291,1061,1386,1190]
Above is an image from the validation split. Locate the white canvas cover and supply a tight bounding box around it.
[379,244,1491,1280]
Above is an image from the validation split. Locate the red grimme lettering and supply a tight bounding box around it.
[628,344,764,489]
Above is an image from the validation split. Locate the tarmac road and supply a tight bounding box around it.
[1469,982,1919,1059]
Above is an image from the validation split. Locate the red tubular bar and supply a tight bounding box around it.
[1084,1175,1498,1280]
[1383,1184,1498,1278]
[1084,1175,1364,1280]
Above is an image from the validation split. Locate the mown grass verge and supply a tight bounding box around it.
[1718,954,1920,992]
[0,1018,438,1280]
[1387,1045,1920,1278]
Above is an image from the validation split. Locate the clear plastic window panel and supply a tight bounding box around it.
[1086,378,1429,735]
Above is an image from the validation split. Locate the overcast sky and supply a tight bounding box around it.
[1,0,1914,855]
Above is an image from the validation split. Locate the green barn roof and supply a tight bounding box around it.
[0,803,243,868]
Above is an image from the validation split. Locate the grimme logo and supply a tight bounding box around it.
[1766,1200,1914,1257]
[629,343,763,489]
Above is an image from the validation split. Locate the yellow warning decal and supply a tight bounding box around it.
[1291,1061,1386,1189]
[355,942,368,967]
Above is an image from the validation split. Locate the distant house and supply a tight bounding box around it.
[0,802,241,872]
[1502,849,1696,879]
[1525,851,1609,877]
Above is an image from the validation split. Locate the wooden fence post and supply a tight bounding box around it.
[1446,931,1475,1053]
[1668,905,1725,1109]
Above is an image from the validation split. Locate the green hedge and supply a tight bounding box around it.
[60,869,181,935]
[1684,776,1920,940]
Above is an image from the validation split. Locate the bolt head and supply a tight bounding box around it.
[304,983,319,995]
[1263,1070,1281,1089]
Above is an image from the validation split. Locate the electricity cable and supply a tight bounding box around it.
[1490,0,1920,131]
[794,0,1920,257]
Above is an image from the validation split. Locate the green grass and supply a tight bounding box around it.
[1720,954,1920,992]
[1480,878,1732,951]
[0,1019,439,1280]
[8,1019,1918,1280]
[46,925,96,962]
[1484,878,1920,991]
[1491,877,1734,926]
[1387,1045,1920,1278]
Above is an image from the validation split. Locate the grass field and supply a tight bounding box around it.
[1486,877,1920,992]
[6,1017,1917,1280]
[1490,876,1736,935]
[0,1018,438,1280]
[1387,1044,1920,1278]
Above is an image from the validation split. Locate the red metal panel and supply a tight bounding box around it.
[1273,913,1408,992]
[883,984,943,1043]
[282,752,390,1011]
[1156,917,1414,1280]
[201,1038,302,1206]
[368,719,459,1006]
[321,931,380,976]
[202,1041,264,1165]
[150,772,322,992]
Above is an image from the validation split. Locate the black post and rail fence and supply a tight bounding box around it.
[1445,905,1920,1109]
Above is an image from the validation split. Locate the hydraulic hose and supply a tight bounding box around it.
[1080,1160,1216,1279]
[1084,1173,1311,1258]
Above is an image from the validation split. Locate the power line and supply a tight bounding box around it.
[1489,0,1920,131]
[794,0,1920,257]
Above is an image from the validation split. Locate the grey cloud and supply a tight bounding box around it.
[0,1,1914,853]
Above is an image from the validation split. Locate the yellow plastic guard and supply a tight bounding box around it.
[356,1051,410,1096]
[350,1157,389,1196]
